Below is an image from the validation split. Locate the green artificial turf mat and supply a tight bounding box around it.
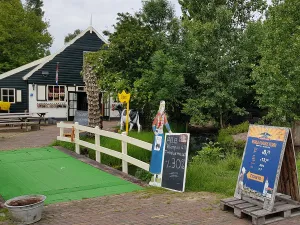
[0,147,142,204]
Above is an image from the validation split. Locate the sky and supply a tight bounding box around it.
[40,0,182,53]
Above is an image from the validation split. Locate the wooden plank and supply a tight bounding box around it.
[221,197,239,203]
[274,201,287,207]
[76,124,152,151]
[235,202,255,209]
[251,204,299,217]
[227,200,246,206]
[276,196,300,205]
[57,136,71,143]
[264,217,283,224]
[242,196,264,207]
[242,206,262,214]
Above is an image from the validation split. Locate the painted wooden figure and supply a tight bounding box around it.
[149,100,172,187]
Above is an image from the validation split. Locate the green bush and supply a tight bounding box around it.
[192,142,225,163]
[217,122,248,156]
[234,140,246,156]
[225,154,241,171]
[135,168,153,182]
[224,121,250,135]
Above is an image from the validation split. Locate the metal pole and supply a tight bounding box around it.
[126,101,129,134]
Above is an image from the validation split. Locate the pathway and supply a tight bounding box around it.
[0,121,118,151]
[0,121,300,225]
[1,191,298,225]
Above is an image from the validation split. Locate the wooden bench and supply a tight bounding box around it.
[26,117,48,125]
[0,122,40,131]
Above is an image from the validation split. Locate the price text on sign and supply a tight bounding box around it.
[235,125,288,200]
[161,133,190,192]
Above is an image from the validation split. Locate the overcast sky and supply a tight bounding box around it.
[40,0,181,53]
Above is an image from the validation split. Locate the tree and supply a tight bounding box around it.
[0,0,52,73]
[64,29,82,44]
[178,0,267,127]
[24,0,44,17]
[141,0,175,32]
[89,0,180,126]
[82,53,102,129]
[252,0,300,125]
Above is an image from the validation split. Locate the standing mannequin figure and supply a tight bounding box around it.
[149,101,172,186]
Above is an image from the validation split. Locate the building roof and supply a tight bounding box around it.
[0,26,107,81]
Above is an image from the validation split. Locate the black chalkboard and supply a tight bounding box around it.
[161,133,190,192]
[74,110,88,126]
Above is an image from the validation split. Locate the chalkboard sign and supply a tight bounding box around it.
[74,110,88,126]
[234,125,300,211]
[161,133,190,192]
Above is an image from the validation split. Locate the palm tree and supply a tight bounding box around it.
[82,59,102,129]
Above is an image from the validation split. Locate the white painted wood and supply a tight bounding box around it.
[122,154,150,171]
[57,136,71,142]
[16,90,22,102]
[76,124,152,150]
[95,126,101,163]
[68,87,76,92]
[74,122,80,154]
[57,122,74,128]
[28,84,67,118]
[121,132,128,174]
[1,88,15,103]
[37,86,46,101]
[0,55,49,80]
[57,122,151,172]
[59,121,64,137]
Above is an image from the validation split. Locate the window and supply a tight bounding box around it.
[1,88,15,103]
[76,86,85,92]
[47,85,65,101]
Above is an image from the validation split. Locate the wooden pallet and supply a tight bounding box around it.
[220,196,300,225]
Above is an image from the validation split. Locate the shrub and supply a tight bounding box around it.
[135,168,152,182]
[192,142,225,163]
[224,154,241,171]
[224,121,250,135]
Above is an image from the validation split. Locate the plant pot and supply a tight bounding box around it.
[4,195,46,225]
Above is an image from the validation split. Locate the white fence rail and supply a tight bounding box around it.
[57,122,152,173]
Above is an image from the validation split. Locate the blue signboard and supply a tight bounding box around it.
[235,125,288,200]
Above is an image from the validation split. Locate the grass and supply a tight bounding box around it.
[0,208,8,222]
[52,122,300,197]
[51,131,154,171]
[185,156,241,196]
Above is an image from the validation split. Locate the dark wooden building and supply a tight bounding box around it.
[0,26,115,120]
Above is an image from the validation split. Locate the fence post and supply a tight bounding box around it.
[95,126,101,163]
[59,121,64,137]
[121,132,128,174]
[75,122,80,154]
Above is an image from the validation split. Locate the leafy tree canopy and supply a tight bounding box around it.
[0,0,52,73]
[252,0,300,126]
[64,29,82,44]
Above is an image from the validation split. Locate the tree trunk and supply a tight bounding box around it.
[82,62,102,129]
[220,110,224,129]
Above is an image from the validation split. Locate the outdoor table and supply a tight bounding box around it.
[0,114,34,129]
[33,112,48,124]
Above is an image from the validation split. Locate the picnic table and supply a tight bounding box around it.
[0,112,48,131]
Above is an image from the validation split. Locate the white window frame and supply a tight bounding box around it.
[47,85,66,102]
[1,88,15,103]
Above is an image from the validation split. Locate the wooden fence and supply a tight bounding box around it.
[57,122,152,173]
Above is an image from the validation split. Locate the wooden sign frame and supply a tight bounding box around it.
[234,125,300,211]
[161,133,190,192]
